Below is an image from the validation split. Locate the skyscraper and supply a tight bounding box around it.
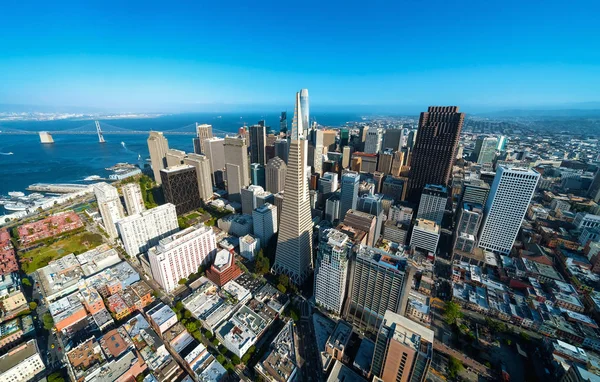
[166,148,186,167]
[204,137,225,186]
[461,178,490,206]
[93,182,125,239]
[280,112,287,136]
[160,165,202,215]
[371,310,434,382]
[454,203,483,253]
[588,170,600,203]
[250,124,266,165]
[346,245,414,332]
[416,184,448,226]
[314,229,352,315]
[407,107,464,203]
[274,139,289,164]
[250,163,266,188]
[377,149,394,175]
[357,193,384,245]
[273,90,314,285]
[241,185,264,215]
[252,203,278,248]
[319,172,339,199]
[121,183,146,216]
[300,89,310,139]
[224,136,250,187]
[382,129,403,151]
[265,157,287,194]
[183,153,213,202]
[475,136,498,164]
[365,128,383,154]
[478,167,540,254]
[147,132,169,185]
[339,171,360,221]
[195,123,213,154]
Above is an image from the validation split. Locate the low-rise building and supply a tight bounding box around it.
[217,304,271,357]
[255,320,298,382]
[0,339,45,382]
[325,320,352,362]
[49,293,88,332]
[18,211,83,246]
[148,303,178,335]
[205,249,242,287]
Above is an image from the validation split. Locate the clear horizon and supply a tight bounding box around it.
[1,1,599,111]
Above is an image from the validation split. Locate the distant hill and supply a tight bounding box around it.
[479,108,600,118]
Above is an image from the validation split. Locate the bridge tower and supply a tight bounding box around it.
[95,121,105,143]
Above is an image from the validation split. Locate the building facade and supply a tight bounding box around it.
[147,131,169,185]
[314,229,352,315]
[183,153,214,202]
[160,165,202,215]
[253,203,278,248]
[121,183,146,216]
[416,184,448,226]
[94,182,125,239]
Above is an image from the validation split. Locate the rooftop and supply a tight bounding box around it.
[327,360,367,382]
[326,321,352,352]
[382,310,434,352]
[148,303,177,328]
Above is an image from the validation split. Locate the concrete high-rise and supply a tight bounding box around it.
[117,204,179,256]
[319,172,339,199]
[147,132,169,185]
[407,107,465,203]
[273,90,314,285]
[342,209,377,247]
[204,137,225,185]
[357,193,385,245]
[195,123,213,154]
[253,203,278,248]
[461,178,490,206]
[241,185,264,215]
[226,163,243,203]
[454,203,483,253]
[160,165,202,215]
[121,183,146,216]
[224,136,250,187]
[342,146,351,169]
[365,128,383,154]
[166,148,186,167]
[265,157,287,194]
[148,225,217,292]
[377,149,394,175]
[346,245,414,332]
[314,229,351,315]
[410,218,440,254]
[382,129,403,151]
[390,151,404,177]
[339,171,360,221]
[183,153,213,202]
[371,311,434,382]
[250,124,266,165]
[416,184,448,226]
[475,136,498,164]
[325,194,341,222]
[94,182,125,239]
[478,167,540,254]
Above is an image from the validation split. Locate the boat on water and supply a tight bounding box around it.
[84,175,102,181]
[8,191,25,198]
[4,202,29,211]
[0,152,13,155]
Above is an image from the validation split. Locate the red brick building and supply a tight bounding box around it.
[205,249,242,287]
[0,229,18,276]
[18,211,83,246]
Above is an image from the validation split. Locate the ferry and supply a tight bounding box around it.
[8,191,25,198]
[84,175,102,181]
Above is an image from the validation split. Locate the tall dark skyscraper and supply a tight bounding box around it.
[250,124,266,165]
[160,165,202,215]
[280,112,287,135]
[406,106,465,204]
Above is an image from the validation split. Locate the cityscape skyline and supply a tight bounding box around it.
[1,2,599,111]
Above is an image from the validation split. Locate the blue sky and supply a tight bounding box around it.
[1,0,599,112]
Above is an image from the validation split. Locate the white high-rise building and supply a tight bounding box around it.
[184,153,214,202]
[195,123,213,154]
[93,182,125,239]
[364,128,383,154]
[319,172,339,196]
[121,183,146,216]
[204,137,225,183]
[416,184,448,226]
[410,218,440,254]
[476,137,498,164]
[314,229,351,315]
[148,225,217,292]
[300,89,310,139]
[273,90,313,285]
[241,185,264,215]
[388,204,413,224]
[478,167,540,254]
[325,194,341,222]
[239,234,260,261]
[116,203,179,257]
[252,203,278,248]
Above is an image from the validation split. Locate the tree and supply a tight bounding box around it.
[278,274,290,288]
[204,330,213,340]
[21,278,32,287]
[185,321,197,333]
[255,250,270,275]
[43,313,55,330]
[443,301,463,326]
[447,356,464,379]
[242,353,251,363]
[212,338,219,347]
[29,301,38,310]
[231,355,241,365]
[47,372,66,382]
[178,217,190,230]
[216,354,226,365]
[178,278,188,285]
[184,310,192,319]
[277,284,287,294]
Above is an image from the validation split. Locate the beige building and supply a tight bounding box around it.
[265,157,287,195]
[0,339,45,382]
[147,131,169,185]
[184,153,213,201]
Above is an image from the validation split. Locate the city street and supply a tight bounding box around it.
[295,318,321,382]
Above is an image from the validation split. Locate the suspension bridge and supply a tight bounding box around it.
[0,121,233,142]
